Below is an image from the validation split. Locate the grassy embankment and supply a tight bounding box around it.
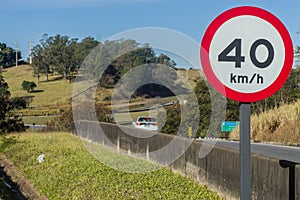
[3,65,201,124]
[0,132,223,200]
[230,99,300,145]
[3,65,113,124]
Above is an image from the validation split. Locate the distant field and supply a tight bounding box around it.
[3,66,199,125]
[22,116,55,125]
[0,132,222,200]
[3,65,74,108]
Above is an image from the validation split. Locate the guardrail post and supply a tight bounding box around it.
[117,135,120,153]
[146,142,149,160]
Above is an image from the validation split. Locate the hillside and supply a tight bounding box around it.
[3,65,201,108]
[2,65,201,123]
[3,65,74,109]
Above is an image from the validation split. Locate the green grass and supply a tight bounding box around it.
[21,116,55,125]
[3,65,74,108]
[0,132,223,200]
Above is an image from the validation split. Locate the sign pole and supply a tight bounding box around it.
[239,102,251,200]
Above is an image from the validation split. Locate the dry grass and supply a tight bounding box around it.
[176,69,202,88]
[230,100,300,144]
[3,65,74,108]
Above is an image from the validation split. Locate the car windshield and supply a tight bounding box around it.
[138,117,156,122]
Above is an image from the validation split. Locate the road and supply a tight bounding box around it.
[25,124,47,130]
[200,139,300,163]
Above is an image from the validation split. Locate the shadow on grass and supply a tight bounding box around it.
[30,89,44,93]
[0,167,26,200]
[39,76,64,83]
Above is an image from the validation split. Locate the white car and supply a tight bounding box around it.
[132,116,158,131]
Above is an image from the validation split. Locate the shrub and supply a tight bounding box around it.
[11,97,27,109]
[46,103,112,132]
[22,80,37,93]
[230,99,300,144]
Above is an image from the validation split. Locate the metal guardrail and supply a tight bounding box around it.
[24,124,47,129]
[113,101,177,114]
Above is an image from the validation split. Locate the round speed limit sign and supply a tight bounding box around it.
[200,6,293,102]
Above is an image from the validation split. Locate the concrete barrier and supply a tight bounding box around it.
[296,165,300,200]
[72,121,298,199]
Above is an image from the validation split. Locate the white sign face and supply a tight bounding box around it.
[201,6,293,102]
[210,16,284,93]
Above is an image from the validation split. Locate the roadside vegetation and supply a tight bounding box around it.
[4,64,300,142]
[0,132,223,200]
[230,99,300,145]
[2,34,300,139]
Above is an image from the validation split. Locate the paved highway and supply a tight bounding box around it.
[200,139,300,163]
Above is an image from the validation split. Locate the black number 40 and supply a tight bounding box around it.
[218,38,274,69]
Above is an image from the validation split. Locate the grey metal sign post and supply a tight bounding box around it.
[240,103,251,199]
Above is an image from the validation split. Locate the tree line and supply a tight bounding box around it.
[31,34,176,87]
[0,42,21,68]
[160,65,300,138]
[2,34,300,136]
[32,34,179,98]
[32,34,99,83]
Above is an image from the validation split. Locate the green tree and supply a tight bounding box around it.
[11,97,27,109]
[74,36,99,68]
[94,40,178,98]
[31,34,55,82]
[0,74,24,133]
[194,79,212,137]
[83,39,176,89]
[0,42,21,67]
[47,103,112,132]
[252,67,300,114]
[22,80,37,93]
[47,35,76,81]
[32,44,47,82]
[32,34,99,83]
[158,103,181,135]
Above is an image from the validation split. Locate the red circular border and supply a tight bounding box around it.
[200,6,293,102]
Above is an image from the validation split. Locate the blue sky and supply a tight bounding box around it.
[1,0,300,67]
